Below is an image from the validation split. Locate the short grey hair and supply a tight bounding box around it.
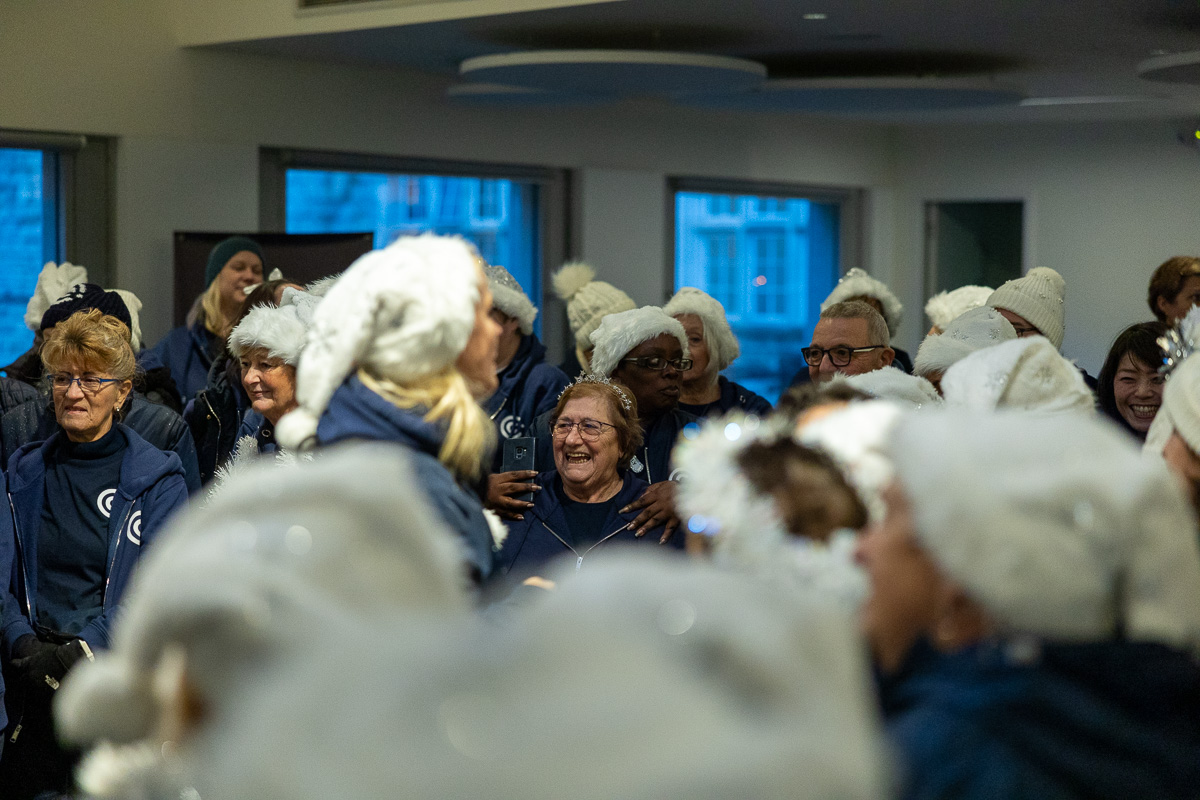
[820,300,890,347]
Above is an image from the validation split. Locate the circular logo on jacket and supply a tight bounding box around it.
[96,488,116,519]
[125,511,143,546]
[498,415,523,439]
[668,468,687,483]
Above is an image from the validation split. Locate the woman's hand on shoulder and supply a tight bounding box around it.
[485,470,540,521]
[621,480,680,544]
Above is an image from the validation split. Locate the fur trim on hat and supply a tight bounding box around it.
[588,306,689,379]
[306,275,340,297]
[24,261,88,331]
[941,335,1093,415]
[664,287,740,372]
[1147,345,1200,459]
[276,235,480,451]
[228,303,310,366]
[924,285,993,332]
[486,265,537,336]
[837,368,942,409]
[913,306,1016,378]
[987,267,1066,350]
[822,268,904,337]
[891,411,1200,649]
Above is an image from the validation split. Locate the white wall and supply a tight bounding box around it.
[1,0,896,346]
[892,121,1200,373]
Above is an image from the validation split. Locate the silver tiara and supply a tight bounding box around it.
[560,373,634,412]
[1158,306,1200,377]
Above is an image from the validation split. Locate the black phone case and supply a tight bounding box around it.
[501,437,536,504]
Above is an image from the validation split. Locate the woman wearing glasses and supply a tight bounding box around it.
[496,377,661,583]
[0,309,188,799]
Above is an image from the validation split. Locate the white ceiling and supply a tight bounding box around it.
[200,0,1200,123]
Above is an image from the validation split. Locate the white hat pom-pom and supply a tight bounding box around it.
[552,262,596,301]
[275,408,321,451]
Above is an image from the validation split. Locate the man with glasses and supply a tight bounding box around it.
[803,301,895,384]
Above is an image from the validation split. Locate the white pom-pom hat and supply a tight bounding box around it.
[486,264,537,335]
[987,267,1066,350]
[227,292,316,367]
[276,235,481,450]
[664,287,740,372]
[552,262,636,353]
[838,368,942,409]
[588,306,689,379]
[24,261,88,332]
[924,285,993,332]
[821,268,904,338]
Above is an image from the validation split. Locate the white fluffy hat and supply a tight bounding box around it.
[838,368,943,409]
[913,306,1017,378]
[588,306,689,379]
[552,262,636,352]
[664,287,740,372]
[111,290,144,351]
[987,267,1066,350]
[276,234,481,450]
[888,410,1200,648]
[798,400,903,525]
[1146,348,1200,459]
[227,289,318,367]
[822,268,904,337]
[941,336,1095,415]
[924,285,993,332]
[55,443,471,760]
[189,553,890,800]
[485,264,537,336]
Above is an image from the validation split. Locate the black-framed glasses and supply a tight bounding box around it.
[552,418,616,441]
[801,345,884,368]
[619,356,693,372]
[48,373,121,395]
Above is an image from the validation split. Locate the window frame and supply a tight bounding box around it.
[260,147,571,356]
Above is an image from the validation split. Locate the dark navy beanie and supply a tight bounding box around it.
[40,283,132,333]
[206,236,265,288]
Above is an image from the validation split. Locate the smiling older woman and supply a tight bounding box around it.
[496,377,670,583]
[0,309,188,798]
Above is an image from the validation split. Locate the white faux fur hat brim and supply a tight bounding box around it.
[228,303,310,366]
[940,336,1094,415]
[837,368,942,409]
[276,234,481,451]
[822,268,904,337]
[890,410,1200,649]
[664,287,740,372]
[924,285,993,332]
[1146,352,1200,458]
[486,265,537,336]
[913,306,1017,378]
[588,306,690,379]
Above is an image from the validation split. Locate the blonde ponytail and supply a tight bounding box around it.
[359,368,495,483]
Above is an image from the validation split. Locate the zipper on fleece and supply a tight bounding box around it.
[538,519,630,572]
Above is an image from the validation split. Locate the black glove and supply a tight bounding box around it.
[11,633,53,660]
[13,639,87,693]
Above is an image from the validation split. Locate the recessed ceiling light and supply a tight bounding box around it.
[803,13,828,20]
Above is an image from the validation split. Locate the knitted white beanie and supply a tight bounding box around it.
[941,336,1094,415]
[275,234,481,450]
[588,306,689,379]
[924,285,993,332]
[24,261,88,332]
[552,262,636,352]
[485,264,537,335]
[987,267,1066,349]
[889,410,1200,648]
[821,268,904,337]
[838,368,943,409]
[112,290,144,351]
[664,287,740,372]
[913,306,1017,378]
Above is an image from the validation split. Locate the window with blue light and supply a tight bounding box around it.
[675,190,841,403]
[285,170,542,326]
[0,148,54,365]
